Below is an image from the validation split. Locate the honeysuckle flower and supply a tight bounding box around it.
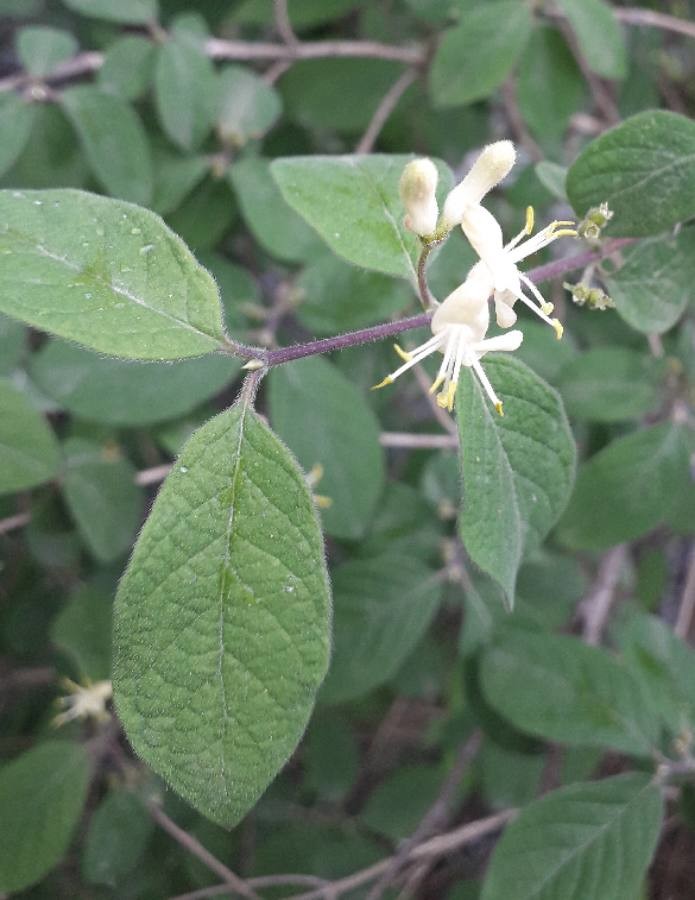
[52,678,112,727]
[440,140,516,231]
[373,270,523,415]
[460,203,576,338]
[400,158,439,238]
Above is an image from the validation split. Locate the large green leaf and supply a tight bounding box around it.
[114,399,331,827]
[0,94,37,179]
[482,774,663,900]
[61,86,153,206]
[604,229,695,334]
[480,630,660,755]
[98,35,155,101]
[61,438,144,562]
[556,347,661,422]
[321,554,442,704]
[556,0,627,80]
[271,154,452,281]
[567,111,695,236]
[62,0,158,23]
[0,741,92,893]
[0,378,60,494]
[155,36,218,151]
[268,356,385,540]
[429,1,533,108]
[0,189,226,359]
[16,26,78,77]
[29,339,240,426]
[456,356,576,608]
[559,423,689,550]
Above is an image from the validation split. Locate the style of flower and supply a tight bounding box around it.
[460,203,577,338]
[373,266,523,415]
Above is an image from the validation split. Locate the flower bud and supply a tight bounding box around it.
[441,140,516,229]
[399,158,439,238]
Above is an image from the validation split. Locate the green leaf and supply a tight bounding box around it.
[321,554,442,704]
[229,157,322,263]
[296,254,409,334]
[82,790,153,887]
[0,741,92,893]
[217,66,282,146]
[61,86,153,206]
[0,189,226,359]
[233,0,364,29]
[16,26,77,77]
[361,765,443,840]
[0,313,26,375]
[98,35,155,101]
[517,27,586,144]
[482,774,662,900]
[151,153,209,217]
[29,339,240,427]
[559,423,690,550]
[155,37,218,151]
[303,712,359,801]
[456,356,576,608]
[429,2,533,108]
[0,94,37,179]
[556,347,661,422]
[114,400,331,827]
[534,161,568,201]
[480,631,659,754]
[61,438,143,562]
[271,154,452,280]
[604,229,695,334]
[268,356,385,540]
[61,0,158,24]
[567,111,695,237]
[52,581,113,681]
[556,0,627,80]
[0,378,60,494]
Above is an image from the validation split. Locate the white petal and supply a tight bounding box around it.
[460,204,504,262]
[432,263,492,335]
[474,329,524,354]
[494,293,518,328]
[400,158,439,237]
[440,141,516,228]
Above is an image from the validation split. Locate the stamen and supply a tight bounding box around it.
[515,288,559,331]
[518,271,554,315]
[393,343,412,362]
[429,328,459,395]
[371,375,393,390]
[470,356,503,413]
[552,319,564,340]
[372,332,446,391]
[504,205,535,252]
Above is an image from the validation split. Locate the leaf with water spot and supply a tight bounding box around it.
[114,398,331,826]
[0,189,226,359]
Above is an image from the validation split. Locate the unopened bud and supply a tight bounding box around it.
[441,140,516,229]
[399,158,439,238]
[578,202,614,241]
[563,281,615,311]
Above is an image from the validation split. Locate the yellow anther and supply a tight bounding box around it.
[552,220,576,228]
[306,463,324,489]
[393,343,412,362]
[552,319,564,340]
[495,401,504,417]
[314,494,333,510]
[435,392,449,409]
[371,376,393,390]
[525,205,535,235]
[446,381,457,412]
[552,229,578,239]
[541,302,554,315]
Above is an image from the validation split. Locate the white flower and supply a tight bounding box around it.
[373,268,523,415]
[399,158,439,238]
[53,678,112,727]
[460,203,576,338]
[440,140,516,231]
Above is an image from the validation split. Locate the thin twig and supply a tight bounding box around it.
[0,511,31,535]
[613,7,695,41]
[274,0,299,47]
[501,76,543,162]
[355,68,418,155]
[287,809,515,900]
[579,545,628,645]
[380,432,457,449]
[149,803,260,900]
[554,17,620,124]
[366,731,482,900]
[172,875,328,900]
[675,545,695,640]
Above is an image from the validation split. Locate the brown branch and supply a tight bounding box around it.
[172,875,328,900]
[675,544,695,641]
[380,432,457,449]
[355,68,418,155]
[0,511,31,535]
[274,0,299,47]
[148,803,260,900]
[613,7,695,41]
[579,544,628,645]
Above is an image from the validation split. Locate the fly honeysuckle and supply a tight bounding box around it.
[383,141,577,414]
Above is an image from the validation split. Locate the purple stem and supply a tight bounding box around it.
[244,238,633,368]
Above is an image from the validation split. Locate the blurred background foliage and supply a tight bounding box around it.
[0,0,694,897]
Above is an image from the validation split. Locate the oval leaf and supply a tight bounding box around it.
[0,378,60,494]
[482,774,663,900]
[62,0,158,24]
[0,189,226,359]
[456,356,576,608]
[114,400,331,827]
[271,154,452,281]
[567,110,695,236]
[155,37,218,151]
[0,741,92,893]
